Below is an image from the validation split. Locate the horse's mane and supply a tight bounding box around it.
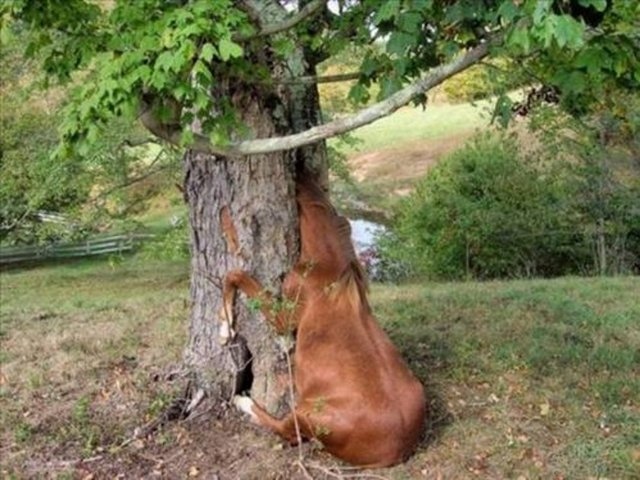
[296,172,369,303]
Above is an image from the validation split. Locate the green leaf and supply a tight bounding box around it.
[577,0,607,12]
[554,15,584,50]
[134,65,152,84]
[155,51,174,71]
[491,94,513,128]
[200,43,216,62]
[0,22,14,45]
[507,26,531,53]
[210,127,230,147]
[533,0,552,25]
[192,60,212,83]
[180,129,194,147]
[272,37,295,58]
[540,14,558,48]
[348,83,369,104]
[218,37,243,61]
[574,47,607,76]
[140,35,157,52]
[387,32,415,55]
[361,56,379,77]
[397,11,422,34]
[497,0,520,23]
[552,70,586,94]
[373,0,400,24]
[380,76,402,99]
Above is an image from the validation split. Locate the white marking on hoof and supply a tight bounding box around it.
[276,335,294,353]
[233,395,258,422]
[218,321,232,345]
[218,307,235,345]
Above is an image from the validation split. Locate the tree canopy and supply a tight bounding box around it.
[2,0,638,158]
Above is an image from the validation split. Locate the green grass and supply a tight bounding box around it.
[372,277,640,479]
[331,101,491,155]
[0,257,189,477]
[1,258,638,478]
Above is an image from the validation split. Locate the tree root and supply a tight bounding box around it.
[117,379,205,450]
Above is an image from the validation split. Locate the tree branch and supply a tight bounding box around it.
[146,41,492,157]
[237,0,328,41]
[120,137,161,148]
[280,72,361,85]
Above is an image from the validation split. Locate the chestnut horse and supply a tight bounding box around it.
[222,174,425,467]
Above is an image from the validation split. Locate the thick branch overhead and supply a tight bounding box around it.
[152,42,491,157]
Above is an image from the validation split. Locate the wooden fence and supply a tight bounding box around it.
[0,233,156,265]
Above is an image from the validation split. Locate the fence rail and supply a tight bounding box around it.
[0,233,156,265]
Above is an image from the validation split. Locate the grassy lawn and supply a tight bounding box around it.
[1,258,638,478]
[332,101,491,156]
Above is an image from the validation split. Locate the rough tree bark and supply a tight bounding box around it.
[182,2,327,414]
[183,149,299,415]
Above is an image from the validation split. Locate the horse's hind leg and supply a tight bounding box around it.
[218,270,263,344]
[233,395,307,445]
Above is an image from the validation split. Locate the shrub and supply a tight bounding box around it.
[381,133,591,280]
[0,106,91,244]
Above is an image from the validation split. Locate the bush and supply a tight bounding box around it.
[0,106,92,244]
[380,133,593,280]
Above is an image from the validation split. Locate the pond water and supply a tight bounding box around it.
[349,219,386,253]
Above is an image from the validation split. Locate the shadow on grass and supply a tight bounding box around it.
[388,320,455,451]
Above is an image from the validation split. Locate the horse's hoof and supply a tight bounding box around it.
[233,395,258,422]
[218,321,235,345]
[276,335,294,353]
[218,307,235,345]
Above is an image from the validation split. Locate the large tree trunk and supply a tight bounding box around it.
[183,150,297,414]
[182,41,326,414]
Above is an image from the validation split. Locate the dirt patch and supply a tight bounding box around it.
[349,131,474,188]
[2,385,441,480]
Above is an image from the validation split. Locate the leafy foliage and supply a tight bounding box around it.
[3,0,638,155]
[0,26,182,244]
[2,0,638,259]
[0,96,91,243]
[441,58,525,103]
[529,91,640,275]
[382,129,639,280]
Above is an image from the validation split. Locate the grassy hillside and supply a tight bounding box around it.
[1,258,638,478]
[335,101,491,156]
